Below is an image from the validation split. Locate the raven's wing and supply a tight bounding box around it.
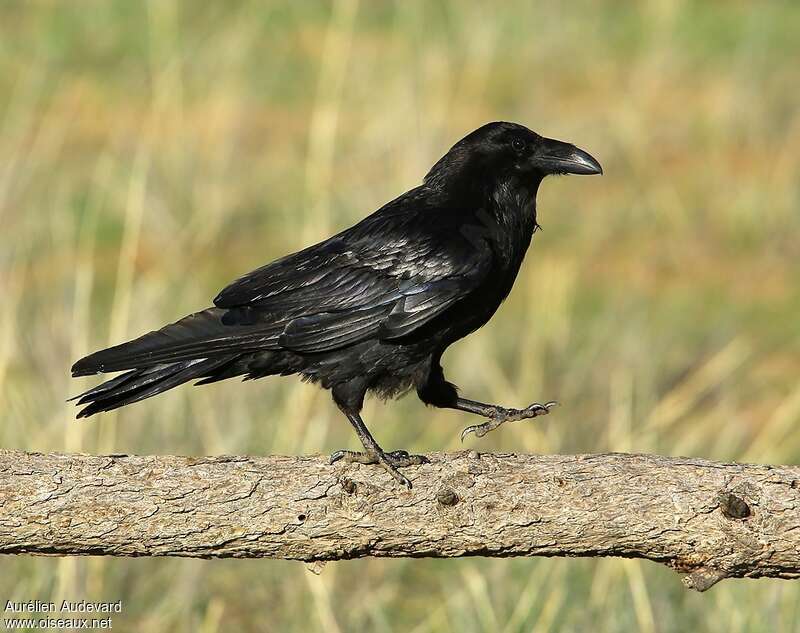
[215,205,492,353]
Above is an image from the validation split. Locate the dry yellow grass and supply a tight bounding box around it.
[1,2,799,631]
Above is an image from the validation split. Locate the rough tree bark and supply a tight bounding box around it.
[1,449,799,591]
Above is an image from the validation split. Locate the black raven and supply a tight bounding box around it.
[71,121,602,488]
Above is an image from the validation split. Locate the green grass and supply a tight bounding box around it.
[1,1,800,631]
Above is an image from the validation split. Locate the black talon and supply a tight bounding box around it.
[329,446,427,488]
[459,399,557,442]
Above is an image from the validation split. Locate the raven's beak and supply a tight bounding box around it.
[537,137,603,176]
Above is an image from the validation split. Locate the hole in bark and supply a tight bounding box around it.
[297,514,307,523]
[436,488,459,506]
[341,478,357,495]
[718,492,750,519]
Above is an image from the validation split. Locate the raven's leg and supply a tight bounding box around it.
[450,397,556,441]
[330,411,429,489]
[417,363,556,441]
[330,382,428,489]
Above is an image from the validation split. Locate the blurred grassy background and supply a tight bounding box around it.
[1,1,799,631]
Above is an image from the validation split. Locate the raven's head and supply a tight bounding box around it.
[424,121,602,193]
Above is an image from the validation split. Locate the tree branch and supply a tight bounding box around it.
[1,449,798,591]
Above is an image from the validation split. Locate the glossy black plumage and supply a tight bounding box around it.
[71,121,602,487]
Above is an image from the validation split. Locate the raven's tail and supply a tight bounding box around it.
[69,306,278,418]
[71,308,279,376]
[70,356,237,418]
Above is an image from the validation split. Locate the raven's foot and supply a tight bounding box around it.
[329,449,429,489]
[460,401,558,441]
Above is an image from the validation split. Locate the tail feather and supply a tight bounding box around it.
[72,363,184,405]
[68,367,150,402]
[71,308,281,377]
[70,306,287,418]
[74,356,236,418]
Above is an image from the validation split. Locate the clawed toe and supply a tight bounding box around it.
[385,450,430,466]
[460,422,490,441]
[330,449,365,465]
[522,400,557,417]
[508,400,558,421]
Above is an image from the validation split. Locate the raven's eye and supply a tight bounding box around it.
[511,138,525,152]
